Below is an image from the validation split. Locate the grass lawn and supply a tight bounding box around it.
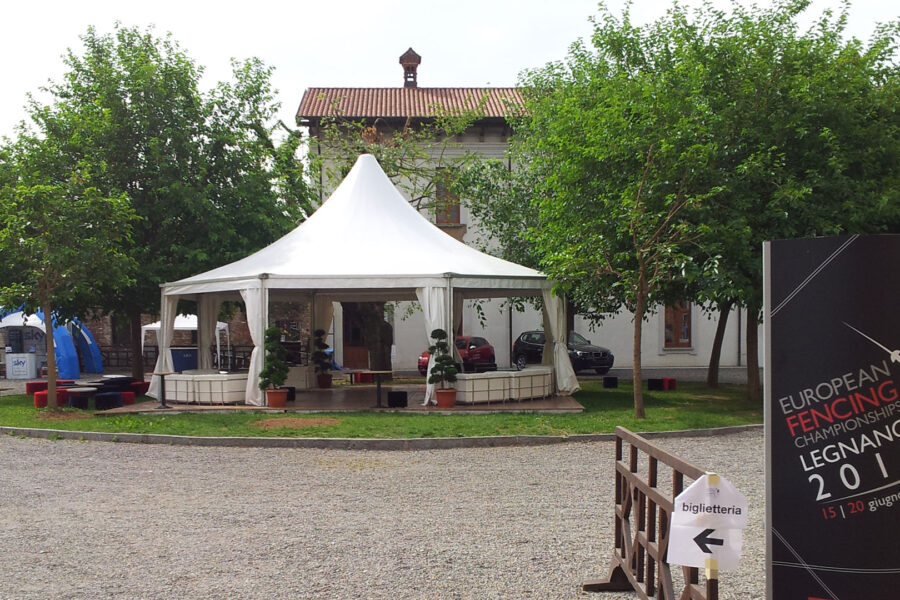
[0,381,762,439]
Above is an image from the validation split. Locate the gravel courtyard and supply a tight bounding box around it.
[0,429,765,599]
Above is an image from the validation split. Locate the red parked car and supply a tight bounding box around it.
[417,335,497,375]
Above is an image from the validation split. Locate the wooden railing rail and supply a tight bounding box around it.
[583,426,718,600]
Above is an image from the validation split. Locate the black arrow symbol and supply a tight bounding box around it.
[693,528,725,553]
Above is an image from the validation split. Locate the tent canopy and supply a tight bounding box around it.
[164,154,547,298]
[142,314,229,333]
[153,154,578,404]
[141,315,229,347]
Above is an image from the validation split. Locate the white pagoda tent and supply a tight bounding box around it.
[151,154,578,405]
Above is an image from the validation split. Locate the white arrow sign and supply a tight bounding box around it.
[668,525,743,571]
[667,473,749,573]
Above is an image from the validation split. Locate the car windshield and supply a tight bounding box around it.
[455,339,467,350]
[568,331,590,345]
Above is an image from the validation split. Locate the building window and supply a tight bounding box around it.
[664,302,692,349]
[434,168,460,224]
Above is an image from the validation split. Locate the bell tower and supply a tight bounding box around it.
[399,48,421,88]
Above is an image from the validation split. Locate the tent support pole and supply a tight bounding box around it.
[446,276,453,338]
[259,275,269,398]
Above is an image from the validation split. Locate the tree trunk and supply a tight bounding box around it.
[746,301,762,403]
[632,266,647,419]
[42,296,59,409]
[129,308,145,381]
[706,300,733,388]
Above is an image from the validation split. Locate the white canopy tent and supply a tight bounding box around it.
[141,314,231,368]
[151,154,579,405]
[0,311,45,330]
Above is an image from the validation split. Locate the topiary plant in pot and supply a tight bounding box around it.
[312,328,333,388]
[427,328,458,408]
[258,326,289,407]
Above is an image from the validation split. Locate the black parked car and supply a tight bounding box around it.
[512,330,614,374]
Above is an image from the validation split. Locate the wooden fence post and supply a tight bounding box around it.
[583,427,719,600]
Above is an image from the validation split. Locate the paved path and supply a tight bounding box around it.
[0,430,765,599]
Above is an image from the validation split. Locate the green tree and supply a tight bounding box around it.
[509,4,722,418]
[0,135,136,408]
[22,25,310,379]
[689,0,900,399]
[472,0,899,409]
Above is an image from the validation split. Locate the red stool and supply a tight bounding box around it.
[26,381,48,395]
[33,389,70,408]
[121,391,136,405]
[131,381,151,395]
[662,377,677,391]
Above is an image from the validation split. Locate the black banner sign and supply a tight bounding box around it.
[765,235,900,600]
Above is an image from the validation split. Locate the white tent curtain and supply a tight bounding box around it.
[417,285,447,405]
[313,296,335,342]
[241,284,266,406]
[542,289,580,395]
[198,295,219,370]
[148,293,179,398]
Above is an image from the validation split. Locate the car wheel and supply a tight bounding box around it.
[515,354,528,370]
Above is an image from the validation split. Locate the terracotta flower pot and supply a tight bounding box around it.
[266,388,288,408]
[317,374,333,389]
[435,388,457,409]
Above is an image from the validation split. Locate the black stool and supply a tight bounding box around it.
[647,378,664,391]
[387,391,408,408]
[603,376,618,388]
[95,392,123,410]
[68,395,89,410]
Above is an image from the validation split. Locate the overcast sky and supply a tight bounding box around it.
[1,0,896,139]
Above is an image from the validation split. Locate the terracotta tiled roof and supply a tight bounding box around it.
[297,88,523,120]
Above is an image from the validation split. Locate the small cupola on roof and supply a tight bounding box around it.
[399,48,421,88]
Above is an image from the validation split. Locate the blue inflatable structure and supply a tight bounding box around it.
[71,318,104,374]
[0,309,103,379]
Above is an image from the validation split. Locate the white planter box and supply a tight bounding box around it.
[508,367,553,401]
[164,373,248,404]
[456,371,510,404]
[164,374,196,403]
[192,373,247,404]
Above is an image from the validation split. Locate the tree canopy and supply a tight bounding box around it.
[4,24,314,377]
[471,0,900,413]
[0,134,136,407]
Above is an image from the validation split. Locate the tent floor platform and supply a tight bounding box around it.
[101,384,584,415]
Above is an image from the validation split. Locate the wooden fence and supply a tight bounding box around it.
[583,426,718,600]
